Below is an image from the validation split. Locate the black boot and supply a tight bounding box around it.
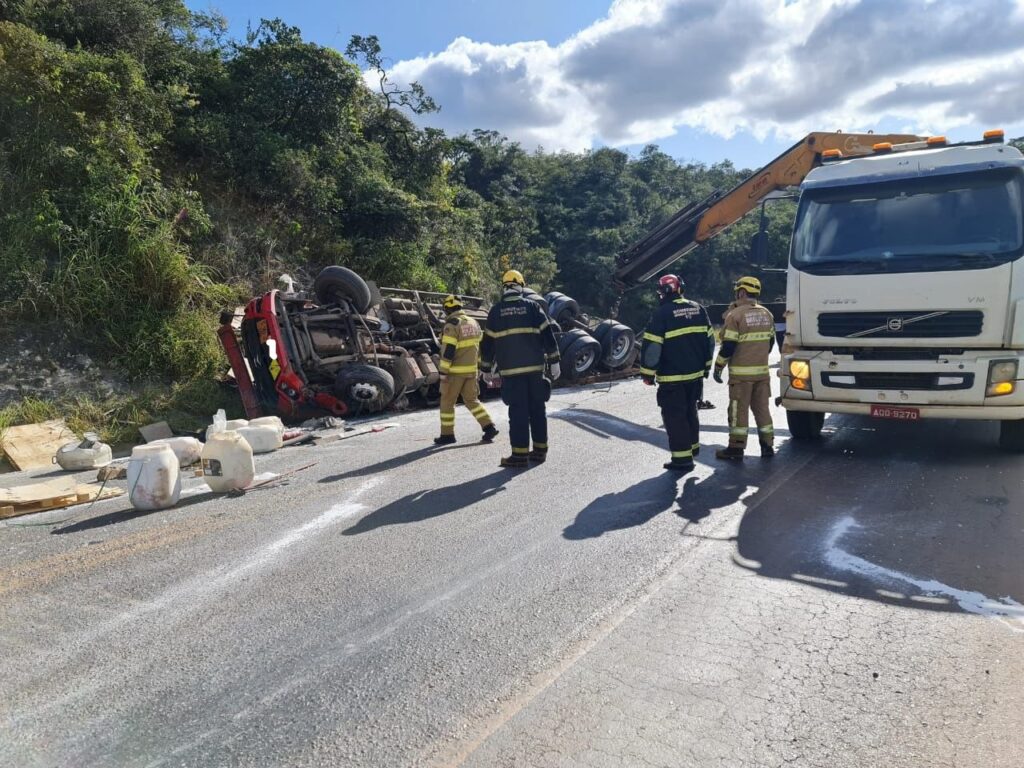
[760,441,775,458]
[481,424,499,443]
[716,446,745,461]
[500,454,529,469]
[528,449,547,464]
[433,434,456,446]
[663,459,695,473]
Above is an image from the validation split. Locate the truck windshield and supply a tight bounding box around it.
[791,167,1024,274]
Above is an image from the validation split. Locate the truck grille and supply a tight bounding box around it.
[822,372,975,391]
[818,311,983,338]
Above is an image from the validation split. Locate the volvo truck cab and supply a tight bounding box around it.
[780,132,1024,450]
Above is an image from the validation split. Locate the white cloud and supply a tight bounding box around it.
[379,0,1024,152]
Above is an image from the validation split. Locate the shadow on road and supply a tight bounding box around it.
[320,443,478,484]
[731,415,1024,620]
[551,407,790,448]
[51,492,219,534]
[342,470,509,535]
[563,472,681,539]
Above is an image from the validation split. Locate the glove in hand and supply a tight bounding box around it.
[713,368,724,384]
[641,375,655,386]
[549,362,561,381]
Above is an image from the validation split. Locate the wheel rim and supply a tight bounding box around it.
[350,382,381,402]
[574,347,596,373]
[609,334,629,361]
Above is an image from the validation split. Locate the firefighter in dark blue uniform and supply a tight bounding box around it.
[639,275,715,472]
[479,270,561,469]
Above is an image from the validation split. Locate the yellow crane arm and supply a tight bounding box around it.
[612,131,925,291]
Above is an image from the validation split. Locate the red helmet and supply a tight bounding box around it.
[657,274,684,296]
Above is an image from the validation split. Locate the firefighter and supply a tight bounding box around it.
[639,274,716,472]
[435,295,499,445]
[479,270,561,468]
[713,276,776,460]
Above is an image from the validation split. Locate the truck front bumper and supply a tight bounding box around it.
[780,398,1024,420]
[779,348,1024,421]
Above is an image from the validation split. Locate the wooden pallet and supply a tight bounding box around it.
[0,480,124,520]
[0,420,77,471]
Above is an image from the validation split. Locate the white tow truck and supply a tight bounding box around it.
[780,131,1024,451]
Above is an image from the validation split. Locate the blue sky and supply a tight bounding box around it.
[185,0,1024,169]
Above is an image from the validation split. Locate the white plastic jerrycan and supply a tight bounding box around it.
[149,436,203,468]
[202,431,255,492]
[128,443,181,511]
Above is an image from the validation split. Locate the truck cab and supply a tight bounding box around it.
[780,134,1024,450]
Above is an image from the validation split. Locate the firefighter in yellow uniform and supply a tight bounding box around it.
[713,276,776,460]
[434,295,499,445]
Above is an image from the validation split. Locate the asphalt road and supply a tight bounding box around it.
[1,374,1022,767]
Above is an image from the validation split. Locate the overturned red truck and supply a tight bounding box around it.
[218,266,639,420]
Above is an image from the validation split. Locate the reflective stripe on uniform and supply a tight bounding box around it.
[485,327,541,338]
[691,442,699,451]
[533,442,548,450]
[512,447,530,455]
[500,364,544,375]
[657,370,704,383]
[730,427,748,436]
[665,325,709,339]
[715,356,730,367]
[639,366,656,376]
[758,425,774,433]
[737,331,773,342]
[446,363,478,375]
[441,335,458,346]
[643,332,664,344]
[730,365,770,376]
[671,449,693,459]
[722,329,740,341]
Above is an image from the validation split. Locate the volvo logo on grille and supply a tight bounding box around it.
[887,317,904,332]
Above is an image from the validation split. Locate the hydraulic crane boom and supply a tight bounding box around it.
[611,131,924,291]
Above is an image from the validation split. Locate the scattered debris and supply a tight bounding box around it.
[1,420,78,471]
[0,479,123,519]
[313,422,400,445]
[97,464,128,481]
[138,421,174,443]
[54,433,113,471]
[300,415,345,431]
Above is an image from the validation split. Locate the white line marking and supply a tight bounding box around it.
[825,516,1024,632]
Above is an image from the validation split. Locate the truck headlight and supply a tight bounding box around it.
[789,359,811,391]
[987,360,1018,397]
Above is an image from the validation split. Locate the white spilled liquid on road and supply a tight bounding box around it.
[824,515,1024,633]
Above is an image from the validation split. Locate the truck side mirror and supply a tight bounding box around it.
[749,231,769,266]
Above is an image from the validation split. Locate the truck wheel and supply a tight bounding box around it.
[998,419,1024,452]
[564,335,601,380]
[333,364,395,413]
[600,323,636,370]
[522,289,549,314]
[314,266,372,314]
[548,295,579,327]
[787,409,824,439]
[591,319,616,344]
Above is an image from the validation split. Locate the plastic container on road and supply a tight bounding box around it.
[128,443,181,511]
[54,434,113,470]
[149,436,203,468]
[236,424,282,454]
[201,431,255,492]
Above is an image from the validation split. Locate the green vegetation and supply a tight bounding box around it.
[3,2,1018,438]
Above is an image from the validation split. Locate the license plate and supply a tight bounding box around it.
[870,404,920,421]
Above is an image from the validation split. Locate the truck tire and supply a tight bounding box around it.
[998,419,1024,452]
[599,323,636,370]
[522,289,549,314]
[314,266,372,314]
[563,334,601,380]
[548,295,579,327]
[333,364,395,413]
[787,409,824,440]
